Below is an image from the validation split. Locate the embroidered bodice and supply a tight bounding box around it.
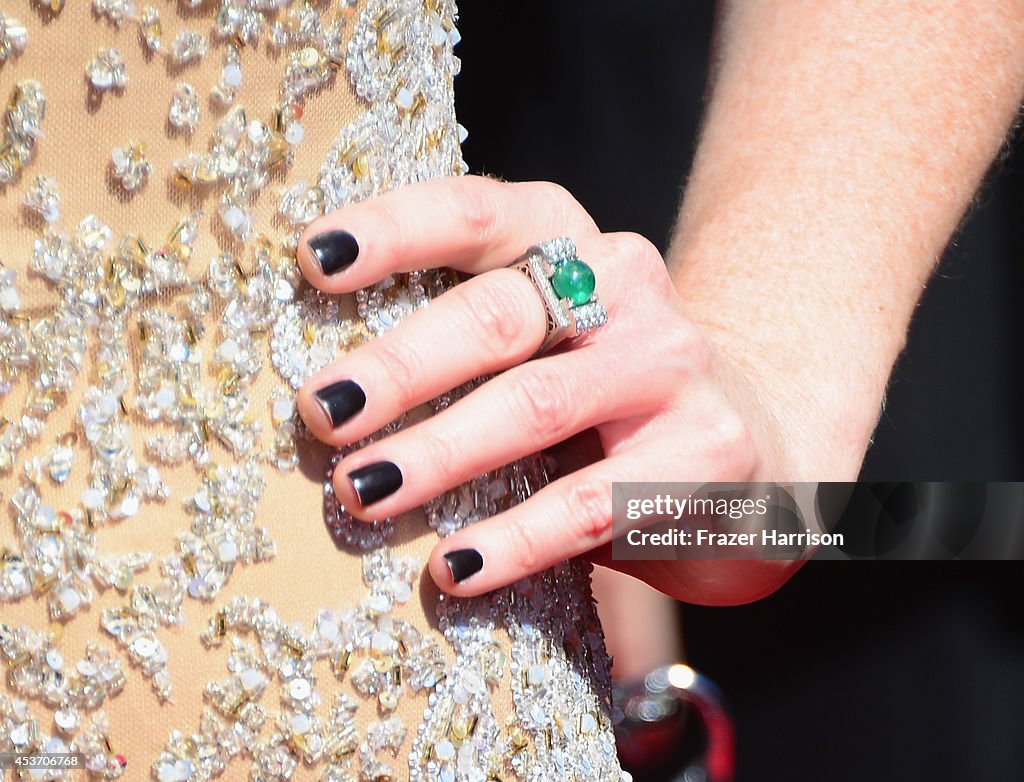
[0,2,623,780]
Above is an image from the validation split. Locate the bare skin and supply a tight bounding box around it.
[294,1,1024,605]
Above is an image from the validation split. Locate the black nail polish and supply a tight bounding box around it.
[313,379,366,428]
[443,549,483,583]
[308,230,359,275]
[348,461,403,506]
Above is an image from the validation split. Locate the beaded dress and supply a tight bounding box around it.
[0,1,625,780]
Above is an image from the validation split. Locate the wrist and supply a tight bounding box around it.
[670,268,886,483]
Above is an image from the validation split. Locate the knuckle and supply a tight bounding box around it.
[453,177,502,245]
[503,514,543,575]
[506,365,577,444]
[611,232,662,270]
[618,232,661,266]
[694,332,716,372]
[531,180,575,211]
[706,409,758,477]
[561,479,613,543]
[418,427,459,487]
[377,198,415,260]
[456,274,535,362]
[675,320,713,375]
[371,339,424,409]
[516,180,597,235]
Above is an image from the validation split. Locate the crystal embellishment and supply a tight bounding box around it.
[22,175,61,222]
[168,83,201,133]
[140,6,162,51]
[212,47,243,105]
[86,48,128,91]
[0,13,28,62]
[93,0,136,26]
[111,143,152,191]
[169,30,207,66]
[1,81,45,184]
[0,1,626,779]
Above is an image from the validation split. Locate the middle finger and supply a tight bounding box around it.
[297,266,548,444]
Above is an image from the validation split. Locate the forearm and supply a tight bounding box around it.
[668,0,1024,479]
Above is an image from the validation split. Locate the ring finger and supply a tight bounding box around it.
[329,333,673,518]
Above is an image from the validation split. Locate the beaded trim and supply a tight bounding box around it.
[0,1,625,779]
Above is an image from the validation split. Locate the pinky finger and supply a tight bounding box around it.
[427,450,648,596]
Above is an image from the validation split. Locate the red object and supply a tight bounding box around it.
[614,666,736,782]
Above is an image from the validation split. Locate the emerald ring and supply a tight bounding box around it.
[509,237,608,355]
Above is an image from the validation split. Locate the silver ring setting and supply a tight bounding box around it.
[509,237,608,355]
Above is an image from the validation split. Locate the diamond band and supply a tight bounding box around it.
[509,237,608,354]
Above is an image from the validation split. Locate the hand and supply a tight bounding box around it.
[295,175,798,605]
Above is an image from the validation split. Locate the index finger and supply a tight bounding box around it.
[297,175,599,293]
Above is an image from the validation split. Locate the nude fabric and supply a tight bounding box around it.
[0,2,520,775]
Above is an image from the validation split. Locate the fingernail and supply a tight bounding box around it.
[313,379,366,428]
[308,230,359,275]
[443,548,483,583]
[348,461,403,506]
